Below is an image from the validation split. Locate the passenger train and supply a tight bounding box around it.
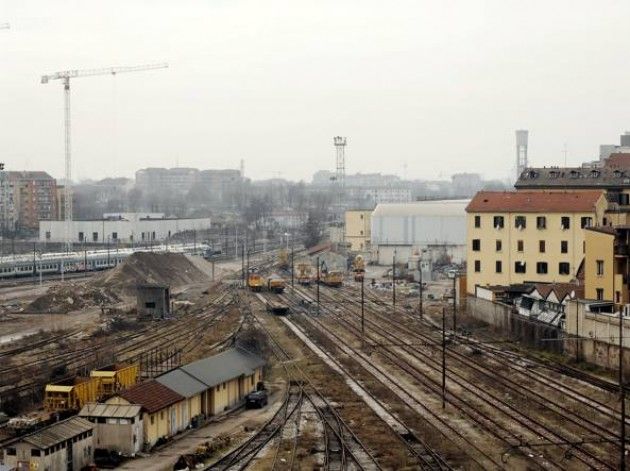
[0,243,209,279]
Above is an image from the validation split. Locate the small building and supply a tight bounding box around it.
[155,368,207,426]
[2,417,94,471]
[137,284,171,319]
[106,380,185,450]
[79,403,143,456]
[177,347,265,416]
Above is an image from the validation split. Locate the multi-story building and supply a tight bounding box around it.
[465,190,607,295]
[344,210,371,251]
[198,169,242,204]
[4,171,58,232]
[0,171,17,234]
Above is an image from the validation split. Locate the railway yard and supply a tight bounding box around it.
[0,249,628,470]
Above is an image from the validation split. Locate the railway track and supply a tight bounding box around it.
[206,297,382,471]
[296,283,623,470]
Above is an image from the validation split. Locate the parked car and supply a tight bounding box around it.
[245,390,268,409]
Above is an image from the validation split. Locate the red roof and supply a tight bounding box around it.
[117,380,183,414]
[534,283,583,301]
[466,191,604,213]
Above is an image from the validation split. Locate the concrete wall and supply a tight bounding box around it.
[92,418,143,455]
[466,296,564,352]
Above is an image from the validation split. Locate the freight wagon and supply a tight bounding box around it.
[267,274,286,293]
[321,270,343,287]
[44,363,139,412]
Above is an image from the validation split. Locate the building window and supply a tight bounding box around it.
[616,291,621,303]
[596,288,604,301]
[539,240,545,253]
[596,260,604,276]
[150,415,154,425]
[474,260,481,272]
[561,241,568,254]
[536,262,548,274]
[78,232,84,242]
[515,216,526,229]
[581,217,593,229]
[515,261,526,273]
[160,411,164,419]
[561,216,570,230]
[112,232,118,240]
[31,449,41,457]
[495,261,502,273]
[496,240,502,252]
[474,215,481,228]
[92,232,98,242]
[45,231,51,240]
[493,216,504,229]
[536,216,546,229]
[559,262,570,275]
[472,239,481,251]
[517,240,524,252]
[6,447,16,456]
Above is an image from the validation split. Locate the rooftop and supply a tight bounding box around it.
[466,191,605,213]
[116,380,184,413]
[5,417,93,450]
[179,347,265,389]
[515,162,630,189]
[155,369,208,398]
[79,403,142,419]
[372,199,470,218]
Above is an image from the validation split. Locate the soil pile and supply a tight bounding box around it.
[28,283,120,313]
[90,252,209,296]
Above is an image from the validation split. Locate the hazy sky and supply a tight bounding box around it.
[2,1,630,183]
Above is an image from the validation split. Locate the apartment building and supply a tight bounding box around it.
[344,209,371,251]
[4,171,58,232]
[466,191,607,295]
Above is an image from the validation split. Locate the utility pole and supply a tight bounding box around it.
[442,306,447,409]
[291,238,294,288]
[392,252,396,313]
[620,304,626,471]
[316,256,321,314]
[418,258,423,319]
[241,241,245,288]
[361,274,365,347]
[453,273,457,335]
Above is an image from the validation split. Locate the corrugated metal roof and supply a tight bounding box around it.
[79,403,142,419]
[155,369,208,398]
[11,417,93,450]
[372,200,469,218]
[179,348,265,388]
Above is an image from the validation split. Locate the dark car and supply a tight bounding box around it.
[93,449,122,469]
[245,390,268,409]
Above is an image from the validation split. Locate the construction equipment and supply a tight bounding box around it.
[41,63,168,250]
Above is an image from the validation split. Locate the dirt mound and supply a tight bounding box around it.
[90,252,209,296]
[28,283,120,313]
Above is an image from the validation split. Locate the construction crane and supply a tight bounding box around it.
[41,63,168,250]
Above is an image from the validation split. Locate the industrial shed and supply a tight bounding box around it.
[155,368,207,426]
[79,403,143,456]
[371,199,469,265]
[2,417,94,471]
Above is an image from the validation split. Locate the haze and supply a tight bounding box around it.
[2,0,630,182]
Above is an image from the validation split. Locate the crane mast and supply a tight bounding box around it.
[41,63,168,250]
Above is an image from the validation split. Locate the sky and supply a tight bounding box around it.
[2,1,630,183]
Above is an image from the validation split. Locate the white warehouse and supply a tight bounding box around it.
[39,213,211,244]
[371,200,469,265]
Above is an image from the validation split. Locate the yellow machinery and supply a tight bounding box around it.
[44,377,100,411]
[321,270,343,287]
[247,272,264,292]
[352,255,366,281]
[297,263,313,285]
[45,363,139,411]
[91,363,139,396]
[267,274,286,293]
